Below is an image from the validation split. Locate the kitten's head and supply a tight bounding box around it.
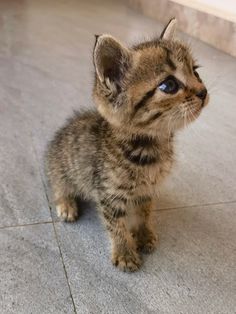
[93,18,209,135]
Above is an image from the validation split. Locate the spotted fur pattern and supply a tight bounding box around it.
[45,19,209,272]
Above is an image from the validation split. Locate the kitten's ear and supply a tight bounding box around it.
[93,34,131,93]
[160,18,177,40]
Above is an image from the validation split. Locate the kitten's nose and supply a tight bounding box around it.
[196,88,207,101]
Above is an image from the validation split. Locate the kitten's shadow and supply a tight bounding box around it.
[75,198,98,221]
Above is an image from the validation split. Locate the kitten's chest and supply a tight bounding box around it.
[103,135,174,199]
[135,156,174,193]
[109,143,174,197]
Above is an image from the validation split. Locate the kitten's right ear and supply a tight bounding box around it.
[93,34,131,93]
[160,18,177,40]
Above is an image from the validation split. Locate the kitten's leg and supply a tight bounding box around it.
[134,200,158,253]
[101,206,142,272]
[56,196,78,222]
[53,187,79,222]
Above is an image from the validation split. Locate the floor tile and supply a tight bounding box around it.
[0,223,75,314]
[0,85,51,227]
[55,203,236,314]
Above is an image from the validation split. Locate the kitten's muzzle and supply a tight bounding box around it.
[196,88,208,107]
[196,88,207,101]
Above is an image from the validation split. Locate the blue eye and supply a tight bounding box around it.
[158,76,180,94]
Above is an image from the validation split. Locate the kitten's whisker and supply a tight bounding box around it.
[171,110,181,133]
[166,111,174,149]
[166,108,179,149]
[187,106,204,140]
[184,109,188,130]
[186,107,193,127]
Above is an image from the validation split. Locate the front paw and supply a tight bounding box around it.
[112,250,142,272]
[56,202,78,222]
[136,228,158,254]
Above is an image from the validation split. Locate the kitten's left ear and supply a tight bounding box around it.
[93,34,131,94]
[160,18,177,40]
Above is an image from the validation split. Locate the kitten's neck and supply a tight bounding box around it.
[109,123,174,147]
[105,121,174,167]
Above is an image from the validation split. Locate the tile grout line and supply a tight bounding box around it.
[0,220,63,230]
[51,216,78,314]
[47,199,78,314]
[31,136,77,314]
[1,198,234,230]
[154,199,236,212]
[0,221,53,230]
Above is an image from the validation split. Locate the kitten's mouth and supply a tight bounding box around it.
[185,94,209,122]
[185,104,202,123]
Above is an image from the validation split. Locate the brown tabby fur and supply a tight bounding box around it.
[45,19,209,272]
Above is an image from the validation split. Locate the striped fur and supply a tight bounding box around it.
[45,20,209,272]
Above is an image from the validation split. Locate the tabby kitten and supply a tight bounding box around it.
[46,18,209,272]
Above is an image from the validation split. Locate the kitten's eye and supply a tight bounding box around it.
[158,76,179,94]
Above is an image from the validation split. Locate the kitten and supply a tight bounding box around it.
[45,18,209,272]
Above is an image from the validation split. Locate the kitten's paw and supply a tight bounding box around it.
[112,250,142,272]
[56,201,78,222]
[137,229,158,254]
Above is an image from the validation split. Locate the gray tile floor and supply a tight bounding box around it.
[0,0,235,313]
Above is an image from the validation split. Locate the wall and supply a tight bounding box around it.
[127,0,236,57]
